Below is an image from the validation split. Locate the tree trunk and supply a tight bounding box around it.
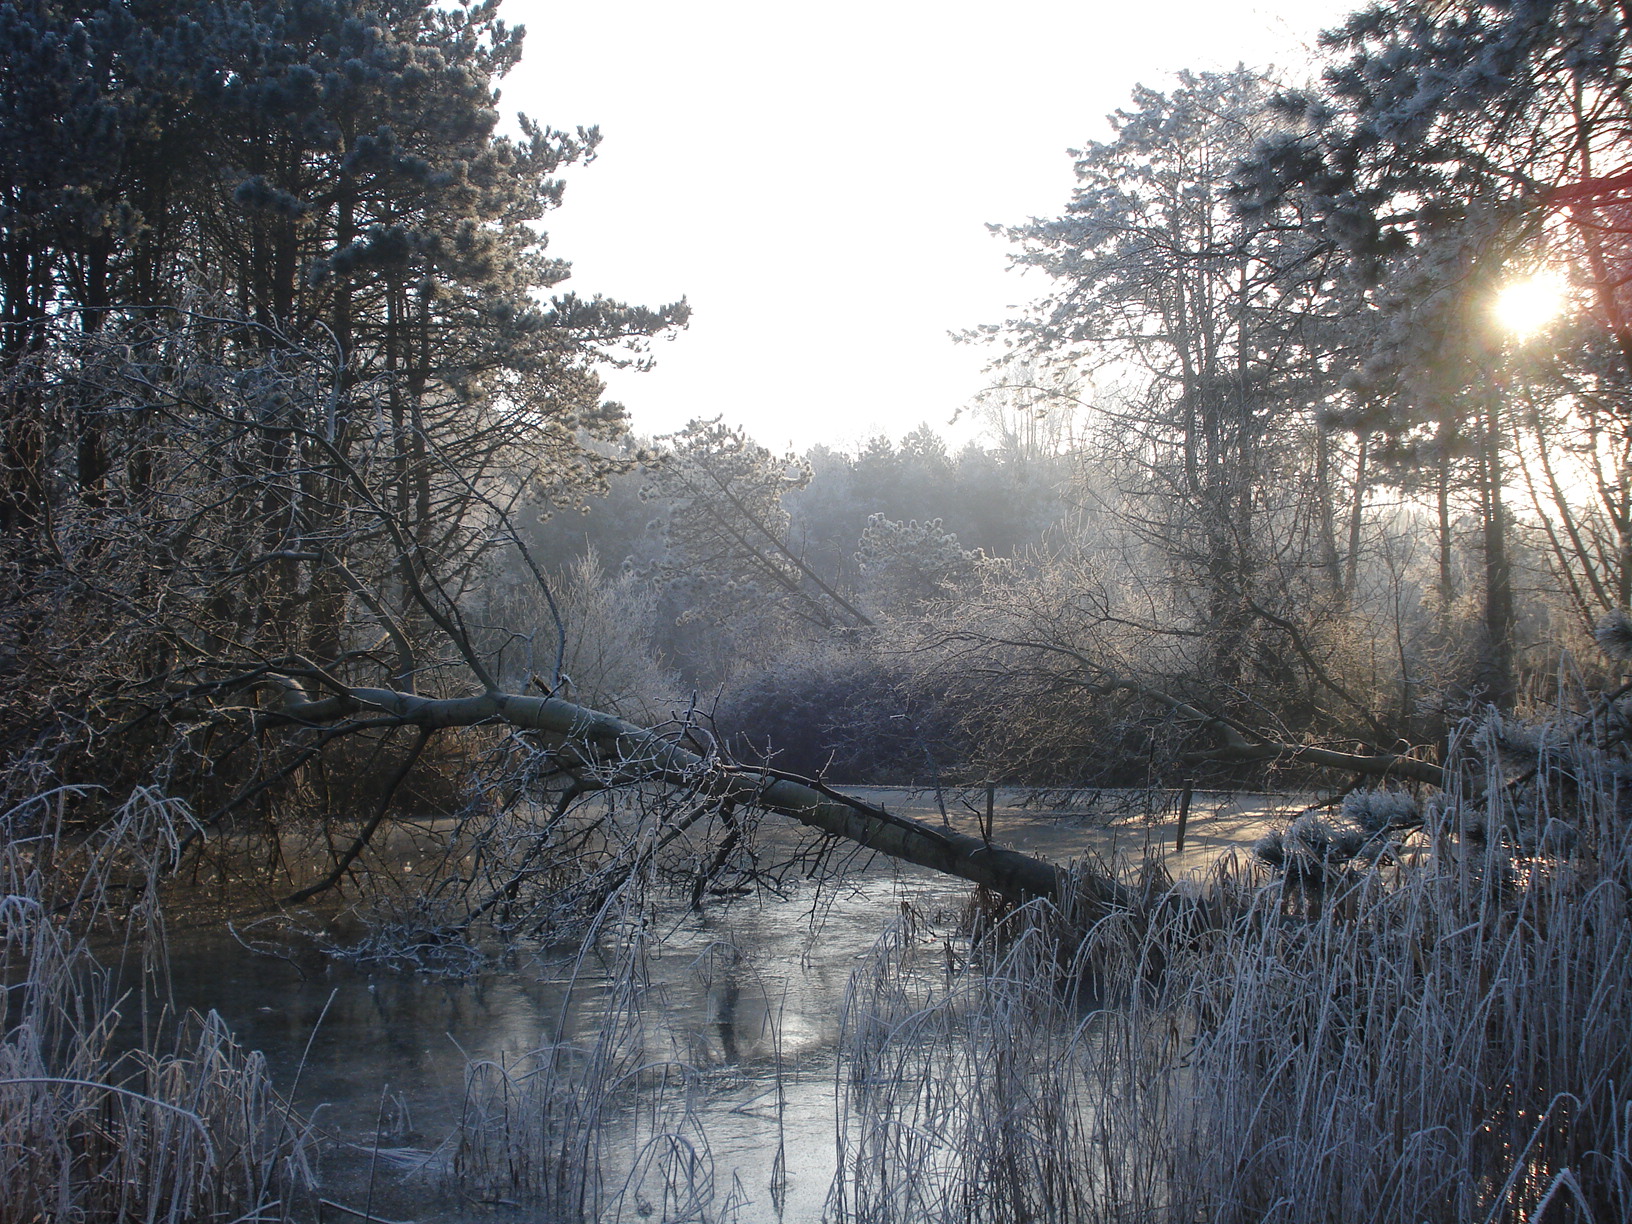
[1479,393,1516,710]
[271,685,1118,908]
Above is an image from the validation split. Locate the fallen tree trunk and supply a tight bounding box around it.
[270,685,1125,908]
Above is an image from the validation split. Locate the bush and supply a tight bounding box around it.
[716,640,967,783]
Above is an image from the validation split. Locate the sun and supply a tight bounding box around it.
[1492,270,1570,340]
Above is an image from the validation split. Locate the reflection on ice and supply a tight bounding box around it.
[138,787,1285,1221]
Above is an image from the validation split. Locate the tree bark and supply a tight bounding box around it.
[270,685,1103,907]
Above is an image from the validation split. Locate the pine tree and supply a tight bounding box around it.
[1238,0,1632,704]
[993,69,1353,700]
[0,0,685,787]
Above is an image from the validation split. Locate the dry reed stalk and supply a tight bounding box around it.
[0,787,315,1224]
[829,729,1632,1224]
[447,907,740,1223]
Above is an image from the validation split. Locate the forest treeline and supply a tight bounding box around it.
[3,0,1632,815]
[517,52,1632,788]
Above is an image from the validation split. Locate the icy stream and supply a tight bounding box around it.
[139,789,1287,1222]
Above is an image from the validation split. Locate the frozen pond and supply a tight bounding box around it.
[135,788,1289,1222]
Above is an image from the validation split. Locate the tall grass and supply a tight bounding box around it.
[830,726,1632,1223]
[8,722,1628,1223]
[448,913,744,1224]
[1171,724,1632,1223]
[0,787,314,1224]
[829,886,1187,1223]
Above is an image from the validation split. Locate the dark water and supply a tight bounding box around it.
[133,789,1283,1222]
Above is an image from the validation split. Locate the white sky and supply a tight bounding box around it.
[502,0,1358,454]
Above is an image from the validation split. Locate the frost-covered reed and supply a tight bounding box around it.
[830,738,1632,1223]
[0,788,314,1224]
[448,912,745,1224]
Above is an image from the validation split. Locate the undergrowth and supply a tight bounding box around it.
[829,720,1632,1223]
[0,788,314,1224]
[7,705,1631,1223]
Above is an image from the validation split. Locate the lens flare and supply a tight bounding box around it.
[1493,271,1569,339]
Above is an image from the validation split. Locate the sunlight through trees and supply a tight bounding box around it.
[4,1,1632,1221]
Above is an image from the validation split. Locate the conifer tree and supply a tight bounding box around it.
[993,69,1351,702]
[0,0,685,787]
[1238,0,1632,703]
